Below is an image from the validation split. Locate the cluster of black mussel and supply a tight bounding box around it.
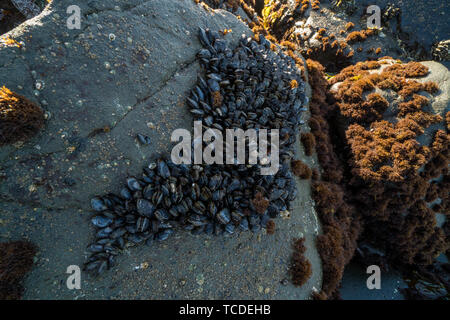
[84,28,307,275]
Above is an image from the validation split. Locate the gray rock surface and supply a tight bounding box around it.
[327,59,449,300]
[0,0,322,299]
[415,61,450,146]
[381,0,448,55]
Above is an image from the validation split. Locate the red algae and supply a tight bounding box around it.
[301,132,316,156]
[266,219,276,235]
[252,192,270,215]
[333,60,443,183]
[292,159,312,179]
[345,22,354,31]
[346,29,376,43]
[306,57,449,298]
[211,90,223,107]
[289,238,313,287]
[305,59,361,298]
[0,86,44,146]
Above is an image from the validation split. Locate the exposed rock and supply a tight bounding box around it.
[259,0,402,72]
[331,59,449,148]
[0,0,321,299]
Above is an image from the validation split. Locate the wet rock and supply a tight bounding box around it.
[0,0,321,300]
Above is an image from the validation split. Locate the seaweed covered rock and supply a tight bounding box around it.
[257,0,401,72]
[330,59,449,265]
[304,57,449,299]
[196,0,259,22]
[305,59,362,299]
[0,86,44,146]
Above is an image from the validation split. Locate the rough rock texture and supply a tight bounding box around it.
[327,59,449,296]
[398,1,448,52]
[0,0,321,299]
[260,0,449,73]
[260,0,401,72]
[326,0,449,62]
[330,59,449,147]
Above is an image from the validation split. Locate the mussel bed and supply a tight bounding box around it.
[84,28,307,275]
